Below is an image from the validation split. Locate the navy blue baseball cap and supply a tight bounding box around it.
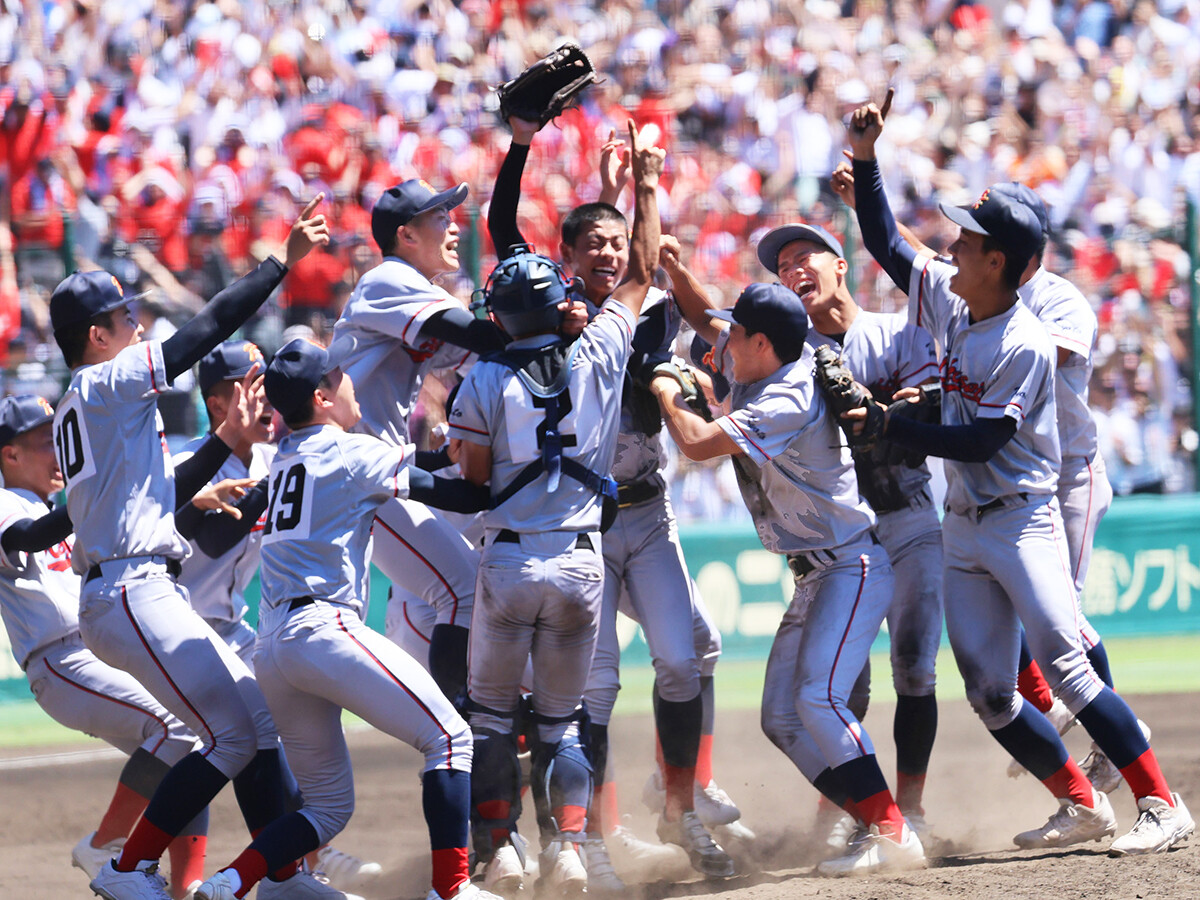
[198,340,266,397]
[756,223,844,274]
[371,179,468,252]
[49,270,146,335]
[940,188,1043,272]
[0,395,55,446]
[990,182,1049,238]
[264,335,358,421]
[706,282,809,364]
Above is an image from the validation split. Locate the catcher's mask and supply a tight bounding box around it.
[472,246,572,337]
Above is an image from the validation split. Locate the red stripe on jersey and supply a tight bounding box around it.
[727,417,769,460]
[146,344,162,394]
[334,609,455,767]
[401,300,451,346]
[898,360,938,383]
[403,601,433,645]
[451,423,488,437]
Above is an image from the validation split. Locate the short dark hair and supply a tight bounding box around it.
[561,202,626,247]
[55,309,118,368]
[279,373,336,430]
[981,235,1028,291]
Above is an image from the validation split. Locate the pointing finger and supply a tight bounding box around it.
[301,193,325,219]
[880,87,894,121]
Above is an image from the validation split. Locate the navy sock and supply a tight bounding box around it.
[653,689,702,769]
[1018,631,1033,671]
[1087,642,1114,689]
[894,694,937,775]
[990,702,1068,780]
[142,751,228,837]
[699,676,715,734]
[587,722,609,786]
[253,811,321,876]
[1075,687,1149,769]
[424,768,471,851]
[429,624,469,702]
[831,754,889,805]
[812,767,850,807]
[232,748,290,835]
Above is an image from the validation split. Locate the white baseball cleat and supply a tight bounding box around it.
[425,882,505,900]
[816,823,926,877]
[1013,789,1117,849]
[605,822,690,879]
[657,811,735,878]
[181,880,203,900]
[73,832,127,880]
[538,840,587,896]
[314,846,382,892]
[1109,793,1195,856]
[90,860,172,900]
[193,871,236,900]
[256,870,365,899]
[483,843,524,897]
[694,780,741,827]
[1045,698,1077,736]
[581,835,626,895]
[715,819,757,843]
[904,811,932,846]
[641,771,666,813]
[823,811,860,854]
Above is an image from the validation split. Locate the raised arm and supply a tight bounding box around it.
[659,234,719,344]
[611,120,665,318]
[487,117,541,260]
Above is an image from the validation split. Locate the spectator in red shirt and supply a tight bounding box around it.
[10,155,76,250]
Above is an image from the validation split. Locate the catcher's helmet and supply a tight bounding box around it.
[478,248,571,337]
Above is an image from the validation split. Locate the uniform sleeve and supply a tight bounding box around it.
[716,378,817,467]
[907,255,956,345]
[898,323,940,388]
[0,493,33,570]
[447,369,492,446]
[1032,285,1096,360]
[975,340,1053,426]
[344,434,415,502]
[351,275,461,349]
[575,299,637,374]
[101,340,171,401]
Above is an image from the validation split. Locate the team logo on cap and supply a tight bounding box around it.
[243,342,264,362]
[972,189,991,210]
[418,180,435,193]
[37,397,53,416]
[110,274,125,297]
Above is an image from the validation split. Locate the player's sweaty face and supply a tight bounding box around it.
[405,207,459,277]
[777,240,840,310]
[565,221,628,300]
[9,423,64,499]
[725,322,765,384]
[946,229,989,300]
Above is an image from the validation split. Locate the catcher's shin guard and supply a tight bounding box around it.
[469,725,523,863]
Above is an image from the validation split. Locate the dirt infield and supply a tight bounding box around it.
[3,692,1196,899]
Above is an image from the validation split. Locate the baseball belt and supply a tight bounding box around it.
[86,556,182,584]
[492,528,594,551]
[786,533,881,579]
[616,479,664,508]
[967,492,1029,522]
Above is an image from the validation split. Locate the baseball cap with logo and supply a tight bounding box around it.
[264,335,358,422]
[939,188,1043,272]
[49,270,147,335]
[756,223,845,274]
[0,395,55,446]
[371,179,468,252]
[990,182,1049,238]
[706,282,809,364]
[198,340,266,397]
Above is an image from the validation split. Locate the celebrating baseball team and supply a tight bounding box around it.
[1,41,1195,900]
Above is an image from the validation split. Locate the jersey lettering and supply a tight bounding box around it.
[262,462,315,543]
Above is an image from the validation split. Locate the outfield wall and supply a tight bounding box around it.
[2,494,1198,701]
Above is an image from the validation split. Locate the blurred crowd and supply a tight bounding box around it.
[1,0,1198,508]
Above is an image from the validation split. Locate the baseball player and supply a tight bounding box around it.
[193,337,496,900]
[485,116,735,890]
[178,340,384,893]
[755,220,943,844]
[846,98,1193,855]
[330,178,511,701]
[47,198,344,900]
[0,395,208,900]
[448,120,663,897]
[652,281,925,876]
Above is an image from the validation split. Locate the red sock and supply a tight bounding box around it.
[695,734,714,787]
[167,835,206,898]
[1017,660,1055,714]
[1041,760,1094,806]
[117,819,175,872]
[895,772,926,815]
[855,788,906,839]
[843,798,862,821]
[431,847,469,899]
[95,783,151,846]
[477,800,512,850]
[663,764,696,821]
[226,848,269,899]
[1120,748,1173,806]
[554,805,587,835]
[594,781,620,835]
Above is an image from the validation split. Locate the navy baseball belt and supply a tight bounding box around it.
[86,556,182,584]
[493,528,594,550]
[616,479,663,508]
[787,533,881,579]
[968,492,1029,522]
[287,596,317,612]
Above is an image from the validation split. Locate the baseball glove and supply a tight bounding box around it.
[883,383,941,466]
[650,359,713,421]
[812,345,883,449]
[496,42,598,129]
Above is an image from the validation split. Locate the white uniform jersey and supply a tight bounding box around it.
[258,425,414,632]
[710,335,876,555]
[53,340,190,573]
[611,287,677,485]
[333,257,474,446]
[0,489,78,668]
[175,439,275,625]
[1018,267,1099,464]
[449,299,636,533]
[809,311,939,508]
[908,255,1060,512]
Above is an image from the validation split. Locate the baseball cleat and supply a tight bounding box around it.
[1045,698,1077,736]
[1109,792,1195,856]
[641,770,666,814]
[823,811,861,854]
[1080,720,1152,794]
[90,859,172,900]
[193,871,236,900]
[657,810,736,878]
[483,843,524,897]
[715,819,757,843]
[581,834,626,895]
[605,822,690,880]
[694,779,741,827]
[181,880,203,900]
[904,811,932,846]
[73,832,127,880]
[1013,789,1117,849]
[314,846,382,892]
[537,840,587,896]
[816,823,926,877]
[256,870,365,899]
[426,882,505,900]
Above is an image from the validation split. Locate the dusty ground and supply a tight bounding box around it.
[2,694,1197,899]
